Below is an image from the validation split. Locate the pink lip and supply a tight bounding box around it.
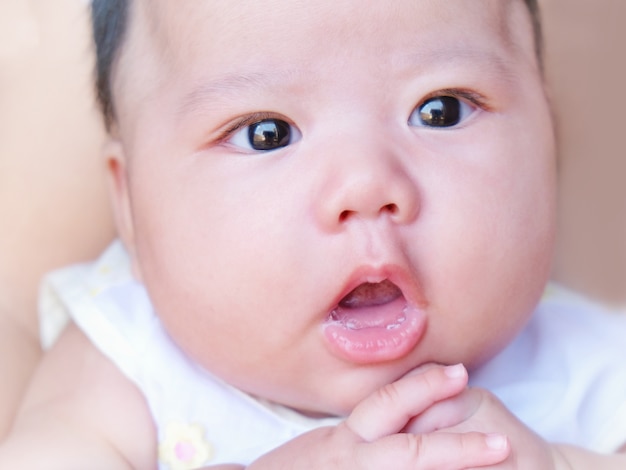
[322,265,428,365]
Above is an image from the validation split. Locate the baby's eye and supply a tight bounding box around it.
[228,118,301,152]
[409,95,476,128]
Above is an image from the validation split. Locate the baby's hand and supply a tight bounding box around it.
[244,365,509,469]
[406,384,559,469]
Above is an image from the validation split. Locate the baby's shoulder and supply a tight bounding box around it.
[10,322,157,468]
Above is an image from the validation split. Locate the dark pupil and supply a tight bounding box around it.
[419,96,461,127]
[248,119,291,150]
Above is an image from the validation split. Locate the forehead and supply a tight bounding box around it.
[138,0,531,59]
[116,0,536,126]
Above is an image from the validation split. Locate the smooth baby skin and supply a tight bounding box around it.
[2,0,626,468]
[0,324,507,469]
[110,0,554,417]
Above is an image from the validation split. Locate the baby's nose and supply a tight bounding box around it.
[312,136,420,231]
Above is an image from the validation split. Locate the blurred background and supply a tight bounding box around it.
[0,0,625,313]
[541,0,626,305]
[0,0,113,325]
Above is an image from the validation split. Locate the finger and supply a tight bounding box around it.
[355,431,509,470]
[347,364,468,441]
[405,387,482,434]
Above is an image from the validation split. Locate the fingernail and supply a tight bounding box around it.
[485,433,508,451]
[444,363,466,379]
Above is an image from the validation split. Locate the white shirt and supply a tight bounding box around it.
[40,241,626,469]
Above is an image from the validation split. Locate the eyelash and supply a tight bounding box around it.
[422,89,489,110]
[407,88,490,129]
[217,111,283,143]
[215,88,489,150]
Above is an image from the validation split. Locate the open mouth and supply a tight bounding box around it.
[339,279,403,308]
[330,280,408,330]
[323,279,426,364]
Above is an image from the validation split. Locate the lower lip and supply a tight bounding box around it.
[322,299,426,364]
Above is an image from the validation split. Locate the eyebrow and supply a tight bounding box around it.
[393,46,520,83]
[176,68,301,120]
[176,46,519,120]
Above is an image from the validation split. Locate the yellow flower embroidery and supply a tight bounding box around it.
[89,287,103,297]
[541,283,559,301]
[98,264,112,276]
[159,422,214,470]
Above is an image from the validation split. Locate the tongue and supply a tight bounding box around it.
[339,279,402,309]
[325,280,425,363]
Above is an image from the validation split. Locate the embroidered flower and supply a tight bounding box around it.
[89,287,103,297]
[541,283,558,300]
[98,264,112,276]
[159,422,214,470]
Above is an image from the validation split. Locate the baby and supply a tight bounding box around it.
[3,0,626,468]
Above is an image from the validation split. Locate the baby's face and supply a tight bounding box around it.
[110,0,555,415]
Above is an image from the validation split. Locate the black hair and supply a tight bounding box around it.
[90,0,543,130]
[524,0,544,65]
[91,0,129,130]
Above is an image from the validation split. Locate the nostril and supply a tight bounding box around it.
[383,203,399,215]
[339,210,353,223]
[338,204,399,223]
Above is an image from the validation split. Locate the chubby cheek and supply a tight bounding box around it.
[415,160,555,368]
[145,270,293,388]
[132,207,307,379]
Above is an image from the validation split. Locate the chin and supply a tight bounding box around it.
[308,366,416,417]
